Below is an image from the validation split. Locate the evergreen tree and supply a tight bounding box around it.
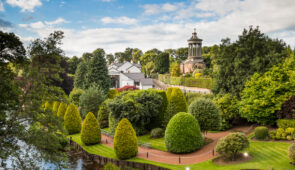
[52,101,60,114]
[64,104,82,134]
[74,61,87,89]
[171,63,180,77]
[57,102,68,118]
[81,112,101,145]
[84,52,110,93]
[155,52,169,74]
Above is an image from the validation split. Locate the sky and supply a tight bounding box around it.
[1,0,295,57]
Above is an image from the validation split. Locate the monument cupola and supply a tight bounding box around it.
[188,28,203,62]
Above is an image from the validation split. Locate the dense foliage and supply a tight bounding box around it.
[154,52,169,74]
[239,55,295,124]
[69,88,84,106]
[108,112,119,134]
[57,102,67,118]
[97,100,111,128]
[113,118,138,160]
[277,95,295,119]
[150,128,164,139]
[171,62,180,77]
[277,119,295,129]
[151,90,168,128]
[108,89,119,99]
[212,26,288,97]
[64,104,82,134]
[166,87,173,101]
[79,85,106,118]
[104,163,120,170]
[74,61,88,89]
[216,133,249,160]
[189,98,221,134]
[52,101,60,114]
[81,112,101,145]
[289,143,295,164]
[254,126,269,140]
[165,112,203,153]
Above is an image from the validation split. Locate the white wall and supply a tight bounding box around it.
[118,62,132,72]
[127,66,141,73]
[119,73,134,87]
[140,84,153,90]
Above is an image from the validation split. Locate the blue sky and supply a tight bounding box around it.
[1,0,295,57]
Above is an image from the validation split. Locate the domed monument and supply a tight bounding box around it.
[180,28,205,73]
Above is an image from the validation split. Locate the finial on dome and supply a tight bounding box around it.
[194,28,196,33]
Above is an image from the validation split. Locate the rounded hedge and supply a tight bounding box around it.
[113,118,138,159]
[57,102,67,118]
[166,87,174,101]
[81,112,101,145]
[97,100,110,128]
[216,132,249,160]
[165,112,203,153]
[254,126,269,140]
[52,101,60,114]
[64,104,82,134]
[289,143,295,164]
[189,98,220,133]
[69,88,84,106]
[150,128,164,138]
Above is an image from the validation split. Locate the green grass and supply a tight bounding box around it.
[69,134,294,170]
[137,134,167,151]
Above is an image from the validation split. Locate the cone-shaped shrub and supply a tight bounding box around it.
[81,112,101,145]
[166,87,173,101]
[44,101,52,111]
[170,87,187,113]
[64,104,82,134]
[57,102,67,118]
[113,118,138,159]
[52,101,60,114]
[165,112,203,153]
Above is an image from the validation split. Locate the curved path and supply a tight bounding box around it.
[100,126,252,165]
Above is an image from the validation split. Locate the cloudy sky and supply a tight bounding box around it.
[1,0,295,57]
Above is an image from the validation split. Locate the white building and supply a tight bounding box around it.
[108,62,154,89]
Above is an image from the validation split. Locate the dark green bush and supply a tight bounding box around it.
[114,118,138,160]
[108,89,119,99]
[277,119,295,129]
[97,100,111,128]
[216,133,249,160]
[165,112,203,153]
[64,104,82,134]
[149,90,167,129]
[81,112,101,145]
[254,126,269,140]
[188,98,221,134]
[69,88,84,106]
[289,143,295,164]
[150,128,164,138]
[104,163,120,170]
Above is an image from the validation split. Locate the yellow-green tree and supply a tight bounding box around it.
[166,87,174,102]
[171,63,180,77]
[57,102,67,118]
[81,112,101,145]
[52,101,60,114]
[64,104,81,134]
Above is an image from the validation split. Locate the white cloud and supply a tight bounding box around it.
[143,2,184,15]
[45,17,69,25]
[6,0,42,12]
[0,1,4,11]
[101,16,137,25]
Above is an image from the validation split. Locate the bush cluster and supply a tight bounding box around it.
[277,119,295,129]
[81,112,101,145]
[269,127,295,140]
[64,104,82,134]
[150,128,164,139]
[97,100,111,128]
[113,118,138,160]
[165,112,203,153]
[254,126,269,140]
[69,88,84,106]
[289,143,295,164]
[108,89,119,99]
[216,133,249,160]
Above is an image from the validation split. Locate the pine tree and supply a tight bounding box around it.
[64,104,82,134]
[74,61,87,89]
[81,112,101,145]
[84,53,110,93]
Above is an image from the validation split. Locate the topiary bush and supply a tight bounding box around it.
[150,128,164,139]
[81,112,101,145]
[113,118,138,160]
[97,99,111,128]
[165,112,203,153]
[57,102,67,118]
[277,119,295,129]
[108,89,119,99]
[52,101,60,114]
[254,126,269,140]
[166,87,174,101]
[64,104,82,134]
[188,98,221,135]
[289,143,295,164]
[69,88,84,106]
[216,132,249,160]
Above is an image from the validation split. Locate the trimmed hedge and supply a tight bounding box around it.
[57,102,67,118]
[166,87,173,101]
[165,112,203,153]
[188,98,221,133]
[216,133,249,160]
[113,118,138,159]
[69,88,84,106]
[170,87,187,113]
[81,112,101,145]
[150,128,164,139]
[64,104,82,134]
[108,89,119,99]
[254,126,269,140]
[289,143,295,164]
[277,119,295,129]
[97,100,111,128]
[52,101,60,114]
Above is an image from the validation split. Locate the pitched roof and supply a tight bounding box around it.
[122,73,145,81]
[140,78,154,85]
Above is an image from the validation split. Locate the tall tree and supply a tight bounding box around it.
[68,56,82,74]
[175,47,188,62]
[106,54,115,65]
[155,52,169,74]
[132,48,142,63]
[74,61,88,89]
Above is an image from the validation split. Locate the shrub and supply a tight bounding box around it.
[52,101,60,114]
[44,101,52,111]
[188,98,221,135]
[285,127,295,136]
[287,136,293,140]
[289,143,295,164]
[254,126,269,140]
[109,112,119,134]
[165,112,203,153]
[116,85,138,93]
[216,133,249,160]
[108,89,119,99]
[64,104,82,134]
[79,85,106,118]
[57,102,67,118]
[104,163,120,170]
[69,88,84,106]
[277,119,295,129]
[150,90,167,128]
[81,112,101,145]
[150,128,164,138]
[97,100,111,128]
[269,130,276,140]
[276,128,285,139]
[166,87,174,101]
[113,118,138,159]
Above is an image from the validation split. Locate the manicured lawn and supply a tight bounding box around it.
[137,134,167,151]
[68,133,294,170]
